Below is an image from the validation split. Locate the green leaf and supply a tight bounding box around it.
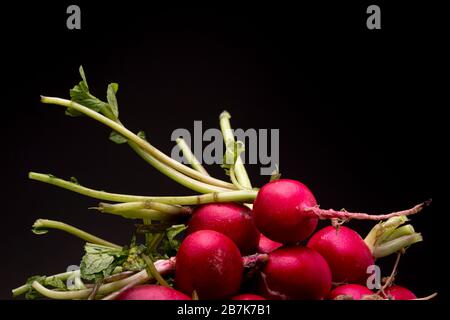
[160,224,187,256]
[122,244,147,271]
[106,83,119,118]
[24,275,66,300]
[137,131,146,140]
[70,176,80,185]
[109,131,128,144]
[44,276,66,290]
[166,224,187,251]
[68,66,119,120]
[109,130,146,145]
[80,253,114,281]
[79,65,88,88]
[80,243,126,281]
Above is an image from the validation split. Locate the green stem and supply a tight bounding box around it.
[364,216,409,251]
[176,138,210,176]
[229,166,247,190]
[29,257,176,300]
[97,207,177,221]
[372,233,423,258]
[40,96,236,191]
[98,201,190,215]
[29,172,258,205]
[32,219,121,249]
[128,141,228,193]
[142,254,170,288]
[383,225,416,242]
[142,218,153,249]
[12,270,77,297]
[219,111,252,189]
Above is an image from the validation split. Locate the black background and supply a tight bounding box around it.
[1,1,443,302]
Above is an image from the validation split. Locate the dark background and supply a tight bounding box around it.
[1,2,443,301]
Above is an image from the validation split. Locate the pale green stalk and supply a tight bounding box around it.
[33,219,121,249]
[29,172,257,205]
[176,138,210,176]
[219,111,252,189]
[40,96,236,191]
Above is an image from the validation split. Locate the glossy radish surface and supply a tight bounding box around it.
[187,203,260,254]
[258,233,282,254]
[253,179,318,243]
[307,226,374,284]
[328,284,374,300]
[253,179,428,244]
[231,293,266,300]
[257,246,332,300]
[175,230,243,300]
[383,285,417,300]
[116,285,191,300]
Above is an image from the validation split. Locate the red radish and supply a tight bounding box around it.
[231,293,266,300]
[258,233,282,254]
[116,285,191,300]
[329,284,374,300]
[253,179,430,244]
[257,246,332,300]
[175,230,243,300]
[187,203,260,254]
[383,285,417,300]
[253,179,318,243]
[307,226,374,284]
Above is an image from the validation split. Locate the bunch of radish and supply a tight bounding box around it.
[12,67,435,301]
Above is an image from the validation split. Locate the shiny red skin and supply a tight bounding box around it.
[231,293,266,300]
[328,284,374,300]
[383,285,417,300]
[187,203,260,254]
[116,285,191,300]
[175,230,243,300]
[258,233,282,254]
[253,179,318,243]
[257,246,332,300]
[307,226,375,284]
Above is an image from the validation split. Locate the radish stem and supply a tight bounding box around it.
[98,201,191,216]
[383,225,416,242]
[305,200,431,221]
[364,216,409,251]
[29,172,257,204]
[30,257,176,300]
[219,111,252,189]
[128,141,227,193]
[96,206,179,221]
[372,233,423,258]
[40,96,237,191]
[32,219,121,249]
[176,138,210,176]
[12,270,78,297]
[142,254,170,288]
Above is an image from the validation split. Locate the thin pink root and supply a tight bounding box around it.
[304,199,431,221]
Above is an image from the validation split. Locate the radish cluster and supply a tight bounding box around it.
[160,180,429,300]
[16,68,434,301]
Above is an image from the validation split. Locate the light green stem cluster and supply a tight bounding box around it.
[364,215,423,258]
[219,111,252,189]
[40,96,236,192]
